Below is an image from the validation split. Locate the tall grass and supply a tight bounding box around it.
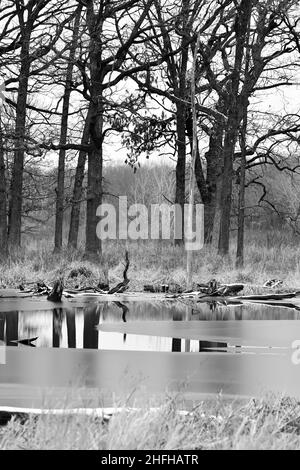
[1,393,300,449]
[1,229,300,290]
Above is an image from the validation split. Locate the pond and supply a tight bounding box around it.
[1,297,300,409]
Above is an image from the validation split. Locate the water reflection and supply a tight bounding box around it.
[66,310,76,348]
[52,308,62,348]
[1,301,300,407]
[172,309,181,352]
[83,305,100,349]
[0,302,229,352]
[0,301,299,353]
[2,311,19,347]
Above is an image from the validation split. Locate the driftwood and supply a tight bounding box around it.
[263,279,283,288]
[198,279,244,296]
[2,269,300,311]
[194,291,300,311]
[108,251,130,294]
[144,280,243,296]
[21,281,52,297]
[144,284,181,293]
[64,286,104,294]
[236,292,296,301]
[47,280,64,302]
[243,300,300,311]
[234,292,300,311]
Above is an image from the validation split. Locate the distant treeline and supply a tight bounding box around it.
[19,162,300,247]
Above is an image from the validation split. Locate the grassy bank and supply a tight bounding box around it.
[1,394,300,449]
[1,230,300,293]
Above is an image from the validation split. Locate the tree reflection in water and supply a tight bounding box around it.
[52,308,63,348]
[113,302,129,343]
[83,305,101,349]
[66,310,76,348]
[5,311,18,346]
[0,301,264,352]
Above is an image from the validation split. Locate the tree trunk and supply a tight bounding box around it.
[185,109,208,205]
[218,0,252,255]
[68,109,91,249]
[8,34,31,248]
[174,104,186,246]
[204,125,223,243]
[66,311,76,348]
[54,6,82,252]
[218,121,237,254]
[0,117,7,256]
[211,175,223,249]
[174,1,190,247]
[186,110,223,244]
[236,110,247,267]
[85,2,104,257]
[83,306,100,348]
[85,100,103,256]
[186,33,200,289]
[186,104,225,245]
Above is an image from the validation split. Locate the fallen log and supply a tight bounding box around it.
[64,286,105,294]
[144,284,176,293]
[242,300,300,311]
[108,280,129,295]
[236,292,297,301]
[198,279,244,296]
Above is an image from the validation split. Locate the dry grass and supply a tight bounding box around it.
[1,393,300,449]
[1,229,300,293]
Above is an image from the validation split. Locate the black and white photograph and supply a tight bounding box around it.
[1,0,300,453]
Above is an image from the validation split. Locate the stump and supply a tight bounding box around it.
[47,280,64,302]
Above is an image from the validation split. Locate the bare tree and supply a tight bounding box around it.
[126,0,232,244]
[4,0,77,248]
[54,4,83,252]
[68,108,91,249]
[0,113,7,256]
[81,0,154,256]
[218,0,252,255]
